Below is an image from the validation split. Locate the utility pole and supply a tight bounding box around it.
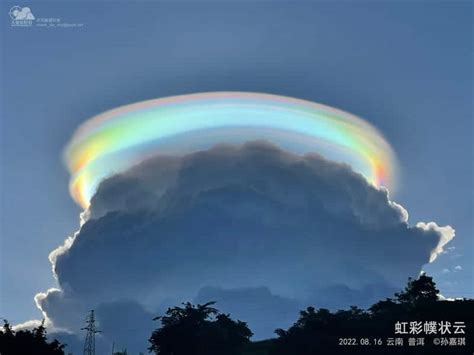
[82,310,100,355]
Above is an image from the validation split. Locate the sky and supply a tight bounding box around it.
[0,0,472,331]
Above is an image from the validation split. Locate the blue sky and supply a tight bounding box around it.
[1,1,472,325]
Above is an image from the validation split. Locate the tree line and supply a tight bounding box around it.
[1,274,473,355]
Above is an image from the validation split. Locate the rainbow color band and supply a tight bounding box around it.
[64,92,398,208]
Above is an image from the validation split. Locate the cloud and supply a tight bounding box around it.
[194,286,301,338]
[34,141,453,345]
[416,222,455,262]
[96,300,156,353]
[12,319,45,332]
[441,265,463,275]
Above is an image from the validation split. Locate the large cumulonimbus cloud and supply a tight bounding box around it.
[35,141,453,352]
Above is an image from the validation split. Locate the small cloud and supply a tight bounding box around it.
[437,294,463,301]
[12,319,44,331]
[441,269,450,274]
[454,265,462,271]
[442,246,456,255]
[437,293,453,301]
[416,222,455,262]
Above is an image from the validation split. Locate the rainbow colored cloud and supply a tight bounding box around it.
[64,92,398,208]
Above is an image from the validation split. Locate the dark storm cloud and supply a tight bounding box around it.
[36,141,454,345]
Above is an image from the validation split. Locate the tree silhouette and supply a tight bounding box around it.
[3,273,472,355]
[395,273,439,306]
[270,274,474,355]
[149,301,252,355]
[0,319,65,355]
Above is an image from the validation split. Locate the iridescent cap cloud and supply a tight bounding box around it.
[64,92,399,208]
